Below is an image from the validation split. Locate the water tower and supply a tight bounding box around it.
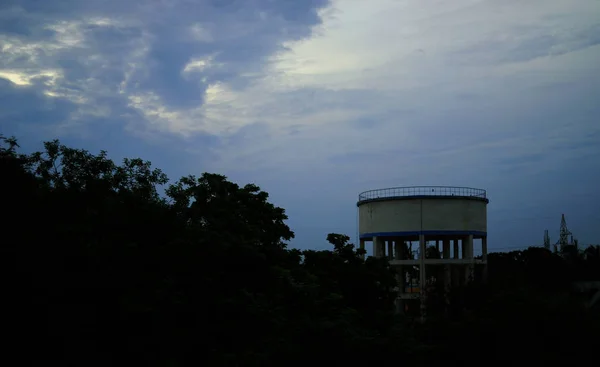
[356,186,489,316]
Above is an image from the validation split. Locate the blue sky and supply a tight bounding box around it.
[1,0,599,253]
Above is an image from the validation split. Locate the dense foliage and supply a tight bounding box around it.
[2,136,599,366]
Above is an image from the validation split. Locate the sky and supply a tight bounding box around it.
[1,0,599,254]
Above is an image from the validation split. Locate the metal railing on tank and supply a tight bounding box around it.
[358,186,487,202]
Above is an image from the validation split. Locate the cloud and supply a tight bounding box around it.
[0,78,77,136]
[3,0,597,144]
[0,0,331,137]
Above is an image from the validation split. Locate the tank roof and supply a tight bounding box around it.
[358,186,487,205]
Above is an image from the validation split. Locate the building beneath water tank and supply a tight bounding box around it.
[356,186,489,317]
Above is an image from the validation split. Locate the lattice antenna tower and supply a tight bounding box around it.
[543,229,550,250]
[558,213,572,252]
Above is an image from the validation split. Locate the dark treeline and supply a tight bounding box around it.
[2,136,599,366]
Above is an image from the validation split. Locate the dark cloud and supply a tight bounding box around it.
[0,79,75,135]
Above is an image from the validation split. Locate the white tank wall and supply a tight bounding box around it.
[358,197,487,234]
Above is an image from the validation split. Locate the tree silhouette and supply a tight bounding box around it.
[1,136,599,366]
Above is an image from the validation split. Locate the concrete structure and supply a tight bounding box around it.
[357,186,489,318]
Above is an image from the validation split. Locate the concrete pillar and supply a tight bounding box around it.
[482,236,488,283]
[464,235,474,283]
[442,239,450,259]
[451,266,460,287]
[359,238,365,260]
[453,239,459,259]
[373,237,386,258]
[442,238,451,297]
[444,263,451,295]
[450,238,460,288]
[388,240,394,260]
[372,237,379,258]
[419,234,426,321]
[436,240,440,253]
[379,239,386,258]
[482,236,488,261]
[464,235,473,259]
[395,267,405,314]
[394,238,405,315]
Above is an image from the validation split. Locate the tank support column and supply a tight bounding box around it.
[394,240,402,260]
[419,234,426,322]
[372,237,377,257]
[452,239,460,287]
[464,235,474,283]
[373,236,384,258]
[359,238,365,260]
[442,239,451,259]
[395,238,405,314]
[453,240,459,259]
[482,236,488,283]
[442,238,451,309]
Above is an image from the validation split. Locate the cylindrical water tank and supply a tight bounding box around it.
[357,186,488,239]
